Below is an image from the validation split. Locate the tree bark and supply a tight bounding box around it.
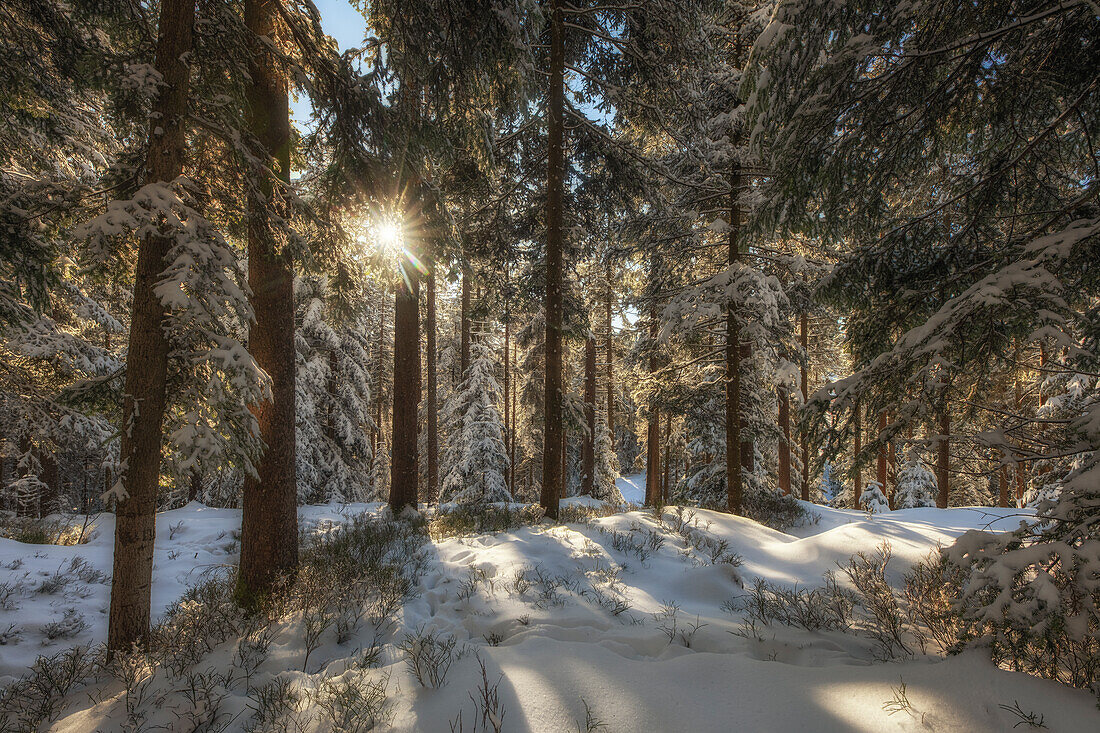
[1013,340,1026,503]
[238,0,298,609]
[936,406,950,508]
[108,0,194,653]
[540,0,565,520]
[877,411,888,488]
[374,292,386,459]
[999,460,1009,508]
[662,413,671,504]
[778,386,791,495]
[853,402,862,508]
[460,264,471,378]
[726,158,743,515]
[605,280,614,445]
[799,310,810,501]
[645,310,661,506]
[390,264,420,513]
[188,469,201,503]
[582,335,596,496]
[425,273,438,503]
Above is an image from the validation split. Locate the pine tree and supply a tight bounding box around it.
[107,0,195,654]
[859,481,889,513]
[442,342,511,504]
[894,450,937,509]
[238,0,299,607]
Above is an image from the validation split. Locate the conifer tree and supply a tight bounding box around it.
[441,342,511,504]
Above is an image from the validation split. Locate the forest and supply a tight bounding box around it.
[0,0,1098,730]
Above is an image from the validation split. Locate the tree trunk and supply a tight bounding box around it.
[662,413,671,504]
[188,469,201,503]
[778,386,791,495]
[426,273,438,503]
[877,411,888,488]
[853,402,862,508]
[460,265,471,377]
[503,314,510,497]
[605,280,614,445]
[390,263,420,513]
[238,0,298,609]
[999,459,1009,508]
[108,0,194,653]
[726,159,743,515]
[509,337,517,495]
[645,310,661,506]
[936,406,950,508]
[1014,340,1026,503]
[374,293,386,459]
[540,0,565,520]
[799,310,810,501]
[582,336,596,495]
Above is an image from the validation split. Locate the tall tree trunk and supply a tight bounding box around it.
[460,265,471,377]
[561,423,568,500]
[582,335,596,496]
[509,338,517,494]
[188,469,201,503]
[39,450,58,517]
[238,0,298,609]
[645,310,661,506]
[374,294,386,459]
[662,413,671,504]
[108,0,194,653]
[1014,340,1026,502]
[540,0,565,520]
[390,264,420,513]
[853,402,862,508]
[426,274,438,503]
[778,386,791,495]
[605,280,614,445]
[936,406,950,508]
[503,314,510,496]
[799,310,810,501]
[999,458,1009,508]
[726,158,743,515]
[877,411,888,488]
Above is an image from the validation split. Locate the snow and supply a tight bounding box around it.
[615,472,646,505]
[2,490,1095,732]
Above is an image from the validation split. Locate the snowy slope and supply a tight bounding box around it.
[3,496,1096,732]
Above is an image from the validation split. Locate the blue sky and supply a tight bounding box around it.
[290,0,366,123]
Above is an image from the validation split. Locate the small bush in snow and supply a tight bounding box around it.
[313,671,390,732]
[246,676,304,733]
[0,645,104,730]
[742,488,819,531]
[429,503,544,540]
[840,543,912,659]
[659,507,744,569]
[0,514,95,546]
[726,575,856,632]
[42,608,88,641]
[399,627,458,688]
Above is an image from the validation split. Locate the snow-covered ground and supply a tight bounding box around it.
[2,484,1096,732]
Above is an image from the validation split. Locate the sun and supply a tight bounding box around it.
[375,220,403,251]
[367,216,405,257]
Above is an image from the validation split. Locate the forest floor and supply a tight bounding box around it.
[2,474,1098,732]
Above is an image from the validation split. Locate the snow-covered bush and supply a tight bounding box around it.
[441,342,511,504]
[894,450,937,509]
[591,412,624,504]
[859,481,889,513]
[945,465,1100,699]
